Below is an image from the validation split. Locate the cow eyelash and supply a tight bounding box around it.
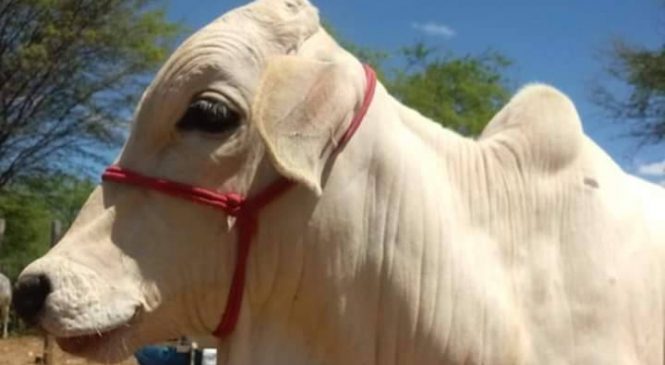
[177,97,242,135]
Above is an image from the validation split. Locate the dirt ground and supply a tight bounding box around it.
[0,336,138,365]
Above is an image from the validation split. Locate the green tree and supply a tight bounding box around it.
[22,174,96,226]
[0,175,93,280]
[325,24,511,137]
[0,0,182,187]
[391,44,511,136]
[0,191,50,280]
[594,39,665,144]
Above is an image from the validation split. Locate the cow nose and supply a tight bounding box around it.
[12,274,52,324]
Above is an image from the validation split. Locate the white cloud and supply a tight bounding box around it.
[637,160,665,177]
[411,22,456,38]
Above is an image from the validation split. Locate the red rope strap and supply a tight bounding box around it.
[101,64,377,339]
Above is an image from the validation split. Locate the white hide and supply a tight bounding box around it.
[16,0,665,364]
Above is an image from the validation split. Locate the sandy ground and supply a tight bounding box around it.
[0,336,138,365]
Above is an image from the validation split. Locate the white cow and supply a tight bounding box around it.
[0,272,10,338]
[13,0,665,364]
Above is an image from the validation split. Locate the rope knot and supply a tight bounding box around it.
[222,193,246,216]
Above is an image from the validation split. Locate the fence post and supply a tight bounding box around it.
[0,218,5,339]
[0,218,5,251]
[42,220,62,365]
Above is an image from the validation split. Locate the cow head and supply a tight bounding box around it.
[12,0,374,362]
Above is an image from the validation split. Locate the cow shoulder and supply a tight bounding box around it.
[479,83,584,173]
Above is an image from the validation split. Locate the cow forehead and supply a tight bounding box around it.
[157,0,319,84]
[126,0,321,150]
[155,21,267,106]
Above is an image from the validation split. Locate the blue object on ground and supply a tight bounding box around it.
[134,345,190,365]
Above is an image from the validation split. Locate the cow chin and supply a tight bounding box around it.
[51,304,187,364]
[20,256,146,361]
[55,323,137,363]
[43,294,147,364]
[42,292,143,362]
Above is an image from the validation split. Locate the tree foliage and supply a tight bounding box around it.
[594,39,665,144]
[325,23,512,137]
[391,44,511,136]
[0,0,182,187]
[0,175,93,280]
[0,189,50,280]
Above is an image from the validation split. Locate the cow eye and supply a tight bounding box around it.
[177,97,241,134]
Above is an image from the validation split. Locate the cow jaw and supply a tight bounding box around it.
[14,188,142,361]
[17,182,232,361]
[18,257,142,361]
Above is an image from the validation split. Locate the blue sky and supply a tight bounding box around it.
[168,0,665,184]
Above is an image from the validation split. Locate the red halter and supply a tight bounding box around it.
[102,64,377,339]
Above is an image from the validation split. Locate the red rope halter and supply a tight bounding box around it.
[102,64,377,338]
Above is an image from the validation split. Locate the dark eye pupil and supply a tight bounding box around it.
[177,98,241,134]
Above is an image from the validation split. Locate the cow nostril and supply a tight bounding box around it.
[12,274,52,325]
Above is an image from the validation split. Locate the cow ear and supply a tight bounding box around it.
[254,56,364,195]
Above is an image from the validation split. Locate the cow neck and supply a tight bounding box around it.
[101,63,377,339]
